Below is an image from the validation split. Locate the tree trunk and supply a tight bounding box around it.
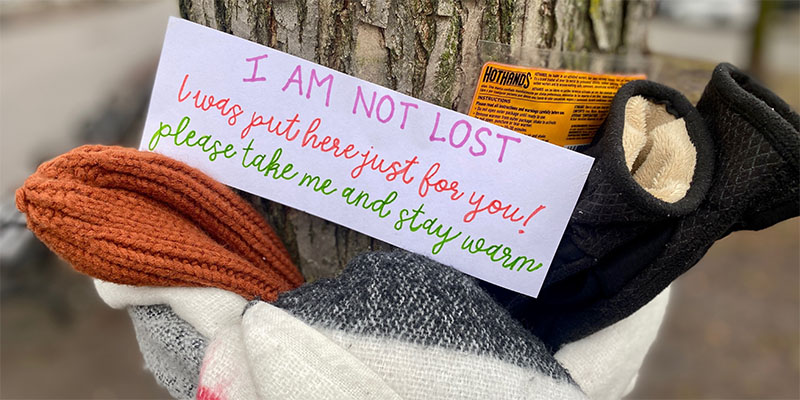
[178,0,654,281]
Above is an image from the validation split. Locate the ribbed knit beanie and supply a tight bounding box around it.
[15,145,303,300]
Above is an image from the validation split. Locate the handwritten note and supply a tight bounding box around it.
[140,17,594,297]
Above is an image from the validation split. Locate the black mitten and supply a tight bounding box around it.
[486,65,799,349]
[695,62,799,233]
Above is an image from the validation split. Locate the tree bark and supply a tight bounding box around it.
[179,0,654,281]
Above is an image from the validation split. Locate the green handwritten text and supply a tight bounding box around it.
[461,235,542,272]
[149,116,237,161]
[394,203,462,255]
[241,139,299,181]
[341,187,397,219]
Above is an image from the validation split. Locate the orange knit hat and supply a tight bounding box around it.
[15,145,303,300]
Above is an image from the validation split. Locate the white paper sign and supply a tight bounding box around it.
[140,17,594,297]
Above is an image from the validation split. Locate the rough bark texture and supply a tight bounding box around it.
[179,0,653,281]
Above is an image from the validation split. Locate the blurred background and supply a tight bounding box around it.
[0,0,797,398]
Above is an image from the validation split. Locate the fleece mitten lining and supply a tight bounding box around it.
[622,95,696,203]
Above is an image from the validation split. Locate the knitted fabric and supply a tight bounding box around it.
[15,145,303,300]
[201,251,586,400]
[96,282,246,398]
[199,301,404,400]
[96,255,671,400]
[554,286,670,399]
[128,305,207,399]
[95,280,248,339]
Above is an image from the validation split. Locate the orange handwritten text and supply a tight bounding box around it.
[178,74,243,126]
[463,192,546,233]
[418,163,464,201]
[350,147,419,183]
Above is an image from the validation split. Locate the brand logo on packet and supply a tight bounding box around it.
[470,62,645,150]
[482,65,532,89]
